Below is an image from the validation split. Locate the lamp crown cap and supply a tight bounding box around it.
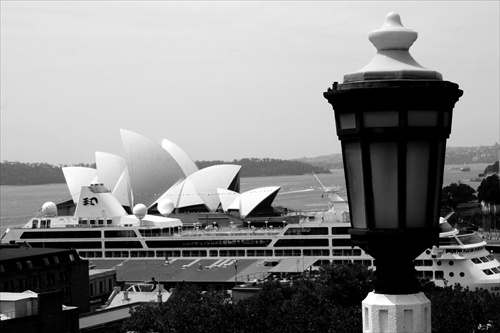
[369,12,417,51]
[343,12,443,82]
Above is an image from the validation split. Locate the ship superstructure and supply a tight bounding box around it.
[2,185,499,293]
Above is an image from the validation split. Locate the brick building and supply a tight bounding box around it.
[0,246,90,313]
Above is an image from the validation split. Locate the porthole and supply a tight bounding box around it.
[449,261,454,266]
[449,272,454,277]
[425,250,431,255]
[459,272,465,277]
[437,261,442,266]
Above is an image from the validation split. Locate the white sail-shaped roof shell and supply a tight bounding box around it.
[62,167,98,203]
[120,129,186,208]
[95,152,132,207]
[217,188,240,212]
[157,178,206,209]
[154,165,241,211]
[228,186,280,218]
[184,165,241,211]
[161,139,198,177]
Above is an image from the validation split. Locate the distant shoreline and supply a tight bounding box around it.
[1,162,496,188]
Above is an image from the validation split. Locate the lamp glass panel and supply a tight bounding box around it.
[339,113,356,129]
[408,111,438,127]
[406,141,431,228]
[369,142,399,229]
[363,111,399,128]
[344,142,367,229]
[443,112,451,128]
[433,141,446,228]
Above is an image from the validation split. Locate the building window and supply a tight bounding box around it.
[69,254,75,261]
[43,258,50,266]
[16,262,22,270]
[27,260,33,268]
[53,256,59,264]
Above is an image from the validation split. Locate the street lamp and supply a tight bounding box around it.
[323,12,462,332]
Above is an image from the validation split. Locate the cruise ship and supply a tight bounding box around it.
[1,184,499,293]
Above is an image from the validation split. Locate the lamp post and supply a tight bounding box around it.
[323,13,462,332]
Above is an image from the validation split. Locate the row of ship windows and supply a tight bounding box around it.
[22,227,343,238]
[32,218,114,228]
[444,246,486,254]
[26,239,352,249]
[483,266,500,275]
[426,246,486,256]
[78,248,363,259]
[471,255,496,264]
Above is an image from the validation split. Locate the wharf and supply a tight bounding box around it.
[91,257,317,290]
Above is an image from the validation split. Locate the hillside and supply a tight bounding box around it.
[297,144,499,169]
[0,158,329,186]
[196,158,331,177]
[1,144,497,186]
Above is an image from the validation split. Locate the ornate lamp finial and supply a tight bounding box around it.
[344,12,443,82]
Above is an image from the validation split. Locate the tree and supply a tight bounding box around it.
[314,263,373,307]
[422,283,500,333]
[482,161,499,175]
[441,182,477,210]
[477,174,500,204]
[122,265,500,333]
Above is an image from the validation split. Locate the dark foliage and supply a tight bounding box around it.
[196,158,331,177]
[482,161,499,175]
[122,264,500,333]
[477,174,500,204]
[0,161,97,186]
[441,182,477,210]
[421,283,500,333]
[0,161,66,185]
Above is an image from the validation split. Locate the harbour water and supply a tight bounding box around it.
[0,163,490,236]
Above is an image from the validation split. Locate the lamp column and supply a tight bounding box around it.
[323,13,462,332]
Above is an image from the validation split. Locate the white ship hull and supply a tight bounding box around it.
[2,213,499,293]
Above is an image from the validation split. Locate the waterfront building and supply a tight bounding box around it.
[0,246,90,313]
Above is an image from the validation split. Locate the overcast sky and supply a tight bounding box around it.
[1,1,498,165]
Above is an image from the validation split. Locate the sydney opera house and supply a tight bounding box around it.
[58,129,283,223]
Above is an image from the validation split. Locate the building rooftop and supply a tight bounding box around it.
[0,291,37,301]
[91,257,317,285]
[0,247,76,261]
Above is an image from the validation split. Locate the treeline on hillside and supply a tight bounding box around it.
[444,144,499,165]
[0,162,96,186]
[0,159,329,185]
[195,158,331,177]
[0,161,65,185]
[298,144,499,169]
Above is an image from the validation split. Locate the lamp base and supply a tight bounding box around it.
[362,292,431,333]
